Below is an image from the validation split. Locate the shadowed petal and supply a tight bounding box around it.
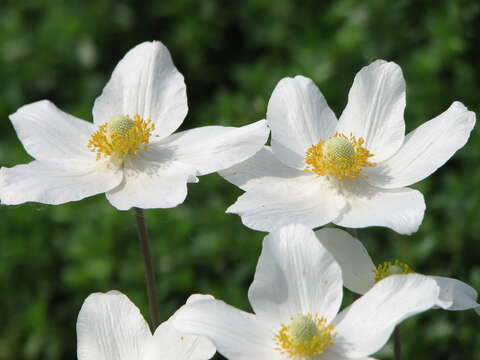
[333,178,425,235]
[106,146,198,210]
[315,228,375,294]
[430,276,480,311]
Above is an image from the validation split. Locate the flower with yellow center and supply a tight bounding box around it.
[316,227,480,313]
[275,313,336,359]
[173,224,440,360]
[0,41,269,209]
[305,132,375,179]
[77,290,215,360]
[221,60,475,235]
[87,114,155,162]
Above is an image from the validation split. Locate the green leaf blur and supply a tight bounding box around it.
[0,0,479,359]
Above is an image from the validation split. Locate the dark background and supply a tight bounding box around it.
[1,0,479,359]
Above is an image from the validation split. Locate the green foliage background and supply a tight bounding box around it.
[1,0,479,359]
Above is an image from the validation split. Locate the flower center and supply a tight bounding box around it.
[106,115,134,138]
[373,260,414,283]
[274,313,336,359]
[87,114,155,162]
[304,132,376,179]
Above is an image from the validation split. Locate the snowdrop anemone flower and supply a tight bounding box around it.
[172,224,440,360]
[76,290,215,360]
[220,60,476,234]
[0,41,268,210]
[315,227,480,314]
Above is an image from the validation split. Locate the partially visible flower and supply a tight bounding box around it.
[173,224,439,360]
[221,60,475,234]
[316,227,480,313]
[77,290,215,360]
[0,41,268,210]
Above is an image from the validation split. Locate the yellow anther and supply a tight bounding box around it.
[87,114,155,162]
[373,260,414,283]
[274,313,335,359]
[304,132,376,179]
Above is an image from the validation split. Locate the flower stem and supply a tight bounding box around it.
[133,207,161,329]
[394,326,402,360]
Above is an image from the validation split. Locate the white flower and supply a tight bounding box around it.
[220,60,475,234]
[172,224,440,360]
[77,290,215,360]
[316,227,480,314]
[0,41,268,210]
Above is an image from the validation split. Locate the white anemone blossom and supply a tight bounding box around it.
[76,290,215,360]
[315,227,480,314]
[172,224,440,360]
[220,60,475,234]
[0,41,268,210]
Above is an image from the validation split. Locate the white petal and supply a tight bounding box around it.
[249,224,343,324]
[93,41,187,139]
[106,147,198,210]
[332,274,439,358]
[76,290,152,360]
[430,276,480,311]
[144,294,216,360]
[315,228,375,295]
[364,101,476,189]
[220,146,304,191]
[9,100,95,161]
[144,318,215,360]
[186,294,216,305]
[267,76,337,169]
[333,178,425,235]
[0,160,121,205]
[160,120,269,175]
[172,297,277,360]
[317,352,348,360]
[226,174,346,232]
[336,60,406,162]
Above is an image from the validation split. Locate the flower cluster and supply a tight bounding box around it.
[1,41,478,359]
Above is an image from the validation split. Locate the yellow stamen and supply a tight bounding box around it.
[274,313,336,359]
[304,132,376,179]
[373,260,414,283]
[87,114,155,162]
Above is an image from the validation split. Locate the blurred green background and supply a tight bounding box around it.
[1,0,479,359]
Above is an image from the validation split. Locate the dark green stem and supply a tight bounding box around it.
[394,326,402,360]
[133,208,161,329]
